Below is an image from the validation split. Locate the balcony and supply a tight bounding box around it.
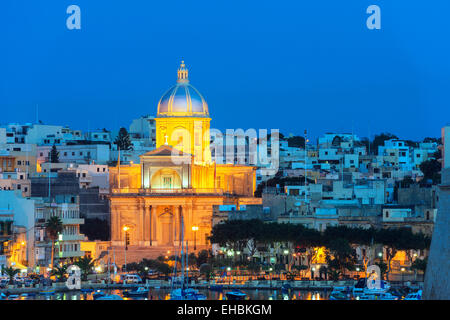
[58,250,84,258]
[61,217,84,225]
[59,234,85,241]
[111,188,226,196]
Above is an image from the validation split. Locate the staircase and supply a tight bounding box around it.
[106,245,209,266]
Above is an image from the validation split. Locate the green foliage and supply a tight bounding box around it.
[325,238,357,275]
[45,216,63,240]
[399,176,415,188]
[199,263,212,281]
[196,250,210,267]
[114,127,133,151]
[286,136,305,148]
[2,266,20,283]
[372,133,398,155]
[419,159,441,185]
[49,144,60,163]
[411,258,427,273]
[139,258,172,275]
[376,262,388,280]
[51,264,68,282]
[327,269,341,281]
[75,255,96,281]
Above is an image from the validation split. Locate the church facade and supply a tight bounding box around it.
[109,62,261,257]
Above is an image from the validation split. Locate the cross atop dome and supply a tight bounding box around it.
[177,60,189,83]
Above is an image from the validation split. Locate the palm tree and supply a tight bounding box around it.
[45,216,63,269]
[51,264,68,282]
[2,266,20,285]
[75,255,96,281]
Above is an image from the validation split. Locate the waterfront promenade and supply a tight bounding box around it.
[0,279,423,295]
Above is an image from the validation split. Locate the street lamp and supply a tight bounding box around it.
[401,267,406,285]
[191,226,199,250]
[123,226,129,274]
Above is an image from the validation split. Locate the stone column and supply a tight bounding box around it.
[144,204,150,245]
[150,205,157,246]
[140,200,145,246]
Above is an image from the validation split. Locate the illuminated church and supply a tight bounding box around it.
[109,61,261,259]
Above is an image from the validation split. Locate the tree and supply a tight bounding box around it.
[376,262,388,280]
[399,176,415,188]
[411,258,427,281]
[423,137,441,144]
[411,258,427,273]
[199,263,212,281]
[372,133,398,155]
[196,250,210,268]
[45,216,63,269]
[2,266,20,285]
[75,255,96,281]
[51,264,68,282]
[325,238,357,277]
[286,136,305,148]
[114,127,133,151]
[419,159,441,185]
[49,144,60,163]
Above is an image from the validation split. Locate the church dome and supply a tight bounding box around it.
[157,61,209,117]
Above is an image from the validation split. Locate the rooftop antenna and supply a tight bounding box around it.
[117,146,121,189]
[304,129,308,213]
[36,104,39,124]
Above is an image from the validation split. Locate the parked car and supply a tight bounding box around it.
[121,274,143,284]
[24,278,35,287]
[0,279,9,288]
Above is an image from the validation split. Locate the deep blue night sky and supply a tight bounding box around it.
[1,1,449,141]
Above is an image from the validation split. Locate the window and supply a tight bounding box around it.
[64,152,67,156]
[385,211,389,218]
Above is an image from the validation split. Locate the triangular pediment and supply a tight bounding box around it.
[140,145,192,158]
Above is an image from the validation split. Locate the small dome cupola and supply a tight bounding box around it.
[177,60,189,83]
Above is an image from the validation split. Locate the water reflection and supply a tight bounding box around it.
[5,288,330,300]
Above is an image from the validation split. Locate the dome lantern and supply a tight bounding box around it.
[177,60,189,83]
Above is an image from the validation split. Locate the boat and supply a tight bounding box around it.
[92,290,106,300]
[96,294,123,300]
[168,215,207,301]
[404,289,422,300]
[209,284,223,291]
[171,288,207,300]
[81,288,94,294]
[357,292,398,300]
[225,290,248,300]
[123,286,149,297]
[329,286,350,300]
[20,292,36,297]
[39,288,55,295]
[353,277,390,296]
[281,283,292,294]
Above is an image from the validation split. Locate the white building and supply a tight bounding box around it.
[0,190,37,268]
[37,144,110,165]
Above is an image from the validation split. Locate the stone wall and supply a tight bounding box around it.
[423,168,450,299]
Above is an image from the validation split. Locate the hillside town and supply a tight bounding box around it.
[1,113,447,287]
